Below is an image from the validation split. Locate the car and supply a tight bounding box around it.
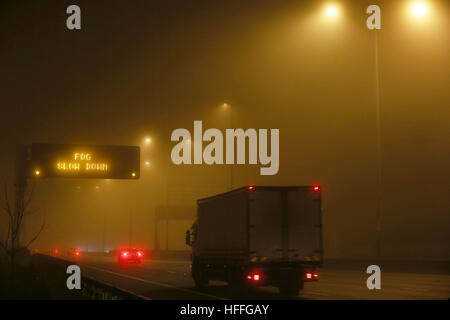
[67,248,81,257]
[117,248,143,264]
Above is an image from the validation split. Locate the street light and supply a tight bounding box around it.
[410,2,428,18]
[144,137,152,144]
[219,102,234,189]
[145,161,151,167]
[324,3,339,18]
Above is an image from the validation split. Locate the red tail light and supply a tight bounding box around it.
[75,251,80,256]
[306,273,312,279]
[313,186,320,191]
[313,273,319,278]
[122,251,128,257]
[248,186,254,190]
[247,273,261,281]
[137,251,143,257]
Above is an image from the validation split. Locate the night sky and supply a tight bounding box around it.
[0,0,448,260]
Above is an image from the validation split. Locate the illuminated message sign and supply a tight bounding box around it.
[27,144,140,179]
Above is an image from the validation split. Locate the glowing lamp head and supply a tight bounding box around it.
[35,170,40,176]
[411,2,428,18]
[131,172,136,177]
[325,4,339,18]
[145,137,151,144]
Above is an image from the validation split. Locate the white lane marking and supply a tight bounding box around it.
[83,264,227,300]
[149,259,190,265]
[400,287,432,292]
[302,291,330,296]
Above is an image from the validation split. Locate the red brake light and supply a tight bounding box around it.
[248,186,254,190]
[313,186,320,191]
[122,251,128,257]
[75,251,80,256]
[313,273,319,278]
[137,251,143,257]
[306,273,312,279]
[247,272,261,281]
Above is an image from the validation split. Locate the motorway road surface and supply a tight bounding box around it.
[68,255,449,300]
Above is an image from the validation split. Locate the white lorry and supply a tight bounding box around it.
[186,186,323,296]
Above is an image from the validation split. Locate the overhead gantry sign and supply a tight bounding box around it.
[25,144,140,179]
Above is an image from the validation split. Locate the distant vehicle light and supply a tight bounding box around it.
[247,275,252,279]
[253,274,260,281]
[137,251,143,257]
[313,273,319,278]
[306,273,312,279]
[75,251,80,256]
[248,186,254,190]
[313,186,320,191]
[122,251,128,257]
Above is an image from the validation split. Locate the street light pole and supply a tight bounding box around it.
[222,103,234,190]
[374,29,383,260]
[129,208,133,248]
[229,106,233,190]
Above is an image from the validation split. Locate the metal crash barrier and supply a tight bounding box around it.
[34,254,148,300]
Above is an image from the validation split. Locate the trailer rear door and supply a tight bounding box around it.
[248,187,322,262]
[286,188,322,262]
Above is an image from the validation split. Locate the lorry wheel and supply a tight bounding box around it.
[192,260,208,288]
[228,277,245,292]
[278,281,301,296]
[227,267,246,292]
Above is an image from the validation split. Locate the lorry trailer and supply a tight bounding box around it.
[186,185,323,296]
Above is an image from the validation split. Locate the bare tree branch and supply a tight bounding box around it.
[22,217,46,249]
[0,180,45,273]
